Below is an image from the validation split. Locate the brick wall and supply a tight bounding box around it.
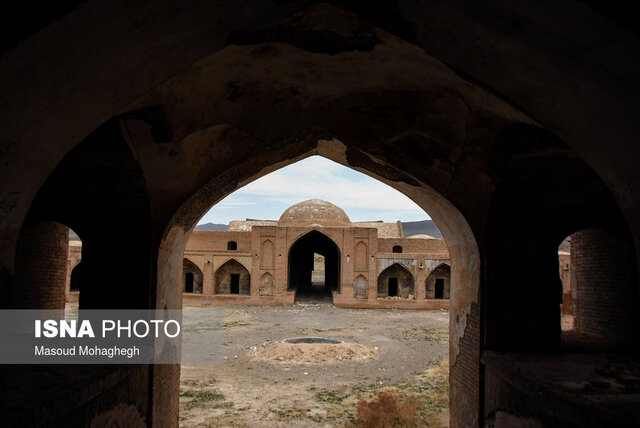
[185,231,252,252]
[214,259,251,294]
[452,302,480,427]
[571,229,635,345]
[377,237,449,254]
[11,221,68,309]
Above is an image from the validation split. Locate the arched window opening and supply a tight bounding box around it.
[227,241,237,251]
[392,245,403,253]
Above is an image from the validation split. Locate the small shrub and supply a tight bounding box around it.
[354,392,417,427]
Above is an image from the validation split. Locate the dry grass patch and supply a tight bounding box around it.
[251,342,376,365]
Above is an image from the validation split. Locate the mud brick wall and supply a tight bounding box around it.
[186,231,252,252]
[571,229,635,345]
[11,221,68,309]
[378,238,448,254]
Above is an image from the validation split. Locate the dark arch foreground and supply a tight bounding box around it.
[1,2,639,427]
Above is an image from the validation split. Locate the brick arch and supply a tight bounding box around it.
[287,229,342,293]
[426,263,451,300]
[377,262,415,298]
[0,2,636,426]
[182,258,203,294]
[215,256,251,274]
[158,143,482,427]
[69,258,82,272]
[69,260,84,293]
[214,259,251,295]
[182,256,202,272]
[259,272,274,296]
[288,227,342,252]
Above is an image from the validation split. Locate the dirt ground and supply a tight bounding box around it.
[179,301,450,427]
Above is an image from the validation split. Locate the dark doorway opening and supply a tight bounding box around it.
[230,274,240,294]
[288,230,340,302]
[388,277,398,296]
[70,262,83,292]
[435,278,444,299]
[185,273,194,293]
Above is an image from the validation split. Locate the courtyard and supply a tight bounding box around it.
[179,301,450,427]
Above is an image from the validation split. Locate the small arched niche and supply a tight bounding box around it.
[260,272,274,296]
[354,275,368,299]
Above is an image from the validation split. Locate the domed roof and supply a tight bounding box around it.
[278,199,351,227]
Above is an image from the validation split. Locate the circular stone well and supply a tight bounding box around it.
[282,337,343,344]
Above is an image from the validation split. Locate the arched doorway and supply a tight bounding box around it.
[377,263,415,299]
[215,259,250,295]
[288,230,340,301]
[182,258,203,294]
[70,261,83,292]
[426,264,451,300]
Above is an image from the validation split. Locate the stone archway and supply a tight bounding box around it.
[426,264,451,300]
[182,258,203,294]
[288,230,341,300]
[157,144,483,427]
[377,263,415,298]
[9,3,640,427]
[70,261,83,293]
[214,259,250,295]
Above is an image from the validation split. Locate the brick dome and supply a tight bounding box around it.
[278,199,351,227]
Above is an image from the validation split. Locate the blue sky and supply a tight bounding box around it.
[198,156,430,225]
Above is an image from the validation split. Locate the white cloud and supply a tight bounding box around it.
[237,157,424,212]
[200,156,429,223]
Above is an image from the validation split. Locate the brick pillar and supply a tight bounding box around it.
[571,229,635,346]
[11,221,68,309]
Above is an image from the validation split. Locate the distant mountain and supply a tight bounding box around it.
[194,222,227,231]
[401,220,443,238]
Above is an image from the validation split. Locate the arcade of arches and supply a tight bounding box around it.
[2,2,640,427]
[180,200,452,308]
